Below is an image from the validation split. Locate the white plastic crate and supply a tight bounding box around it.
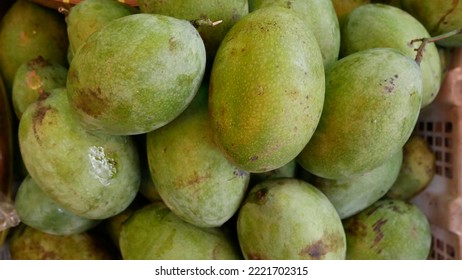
[412,48,462,260]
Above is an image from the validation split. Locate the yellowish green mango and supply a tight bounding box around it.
[119,203,242,260]
[340,4,442,108]
[209,6,325,173]
[237,178,346,259]
[251,0,340,70]
[297,48,422,180]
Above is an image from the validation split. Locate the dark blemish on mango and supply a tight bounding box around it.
[74,87,107,118]
[32,104,54,144]
[286,1,293,8]
[169,37,179,52]
[249,188,269,205]
[300,232,344,259]
[28,55,51,68]
[300,239,326,259]
[250,155,259,161]
[371,218,388,246]
[233,168,247,178]
[344,217,367,238]
[37,89,50,101]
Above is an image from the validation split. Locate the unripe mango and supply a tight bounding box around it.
[251,0,340,70]
[67,13,206,135]
[297,48,422,180]
[146,84,249,228]
[237,178,346,260]
[209,6,325,173]
[119,203,242,260]
[343,199,431,259]
[18,88,140,220]
[340,4,442,108]
[14,175,99,235]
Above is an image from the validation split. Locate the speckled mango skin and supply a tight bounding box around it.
[67,13,206,135]
[340,4,442,108]
[18,88,140,220]
[251,0,340,70]
[237,178,346,260]
[12,56,67,119]
[313,150,402,219]
[343,199,431,260]
[66,0,136,58]
[14,175,99,235]
[297,48,422,180]
[147,87,249,228]
[401,0,462,47]
[0,0,68,91]
[9,224,114,260]
[209,7,325,173]
[119,203,242,260]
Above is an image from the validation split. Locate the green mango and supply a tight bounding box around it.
[237,178,346,259]
[340,4,442,108]
[138,0,248,68]
[18,88,140,220]
[9,224,114,260]
[251,0,340,70]
[66,0,136,59]
[312,150,402,219]
[401,0,462,47]
[0,0,68,91]
[14,175,99,235]
[297,48,422,180]
[119,202,242,260]
[386,134,436,201]
[67,13,206,135]
[147,82,249,228]
[343,199,431,259]
[12,56,68,119]
[209,6,325,173]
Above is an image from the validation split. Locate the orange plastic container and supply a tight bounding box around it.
[412,48,462,260]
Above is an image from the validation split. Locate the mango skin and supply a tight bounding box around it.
[340,4,442,108]
[12,56,67,119]
[237,178,346,260]
[252,0,340,70]
[297,48,422,180]
[147,86,249,228]
[401,0,462,47]
[209,7,325,173]
[66,0,136,58]
[138,0,248,67]
[0,0,68,91]
[9,224,114,260]
[386,134,436,201]
[313,150,402,219]
[67,13,206,135]
[343,199,431,260]
[18,88,140,220]
[119,203,242,260]
[14,175,99,236]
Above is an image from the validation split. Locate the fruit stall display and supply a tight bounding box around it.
[0,0,461,260]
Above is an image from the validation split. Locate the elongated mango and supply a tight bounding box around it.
[209,6,325,173]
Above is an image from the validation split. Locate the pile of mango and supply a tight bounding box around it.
[0,0,459,260]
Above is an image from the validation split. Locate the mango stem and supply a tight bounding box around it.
[411,28,462,66]
[190,18,223,29]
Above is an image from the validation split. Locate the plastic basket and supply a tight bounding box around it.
[411,47,462,260]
